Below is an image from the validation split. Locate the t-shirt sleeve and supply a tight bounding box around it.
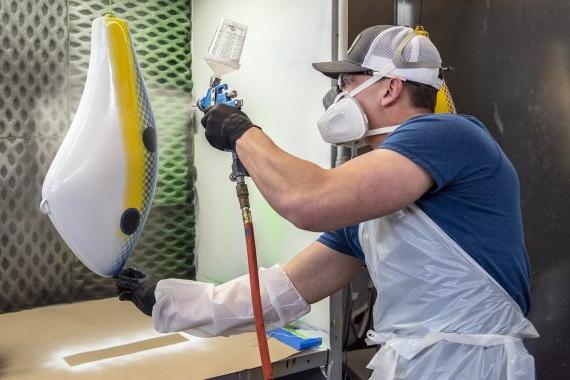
[381,115,501,192]
[317,225,366,264]
[317,229,352,255]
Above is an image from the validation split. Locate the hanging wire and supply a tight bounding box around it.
[107,0,113,16]
[418,0,423,25]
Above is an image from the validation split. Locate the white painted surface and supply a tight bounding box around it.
[192,0,333,332]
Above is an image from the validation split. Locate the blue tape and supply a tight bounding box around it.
[267,328,322,351]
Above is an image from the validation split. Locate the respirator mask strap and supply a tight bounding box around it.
[347,62,396,98]
[365,124,401,137]
[333,90,348,103]
[349,124,401,151]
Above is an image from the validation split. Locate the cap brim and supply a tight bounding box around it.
[312,60,370,79]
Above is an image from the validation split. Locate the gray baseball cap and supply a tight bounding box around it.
[313,25,443,89]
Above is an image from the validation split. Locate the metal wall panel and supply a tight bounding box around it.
[347,0,569,377]
[0,0,69,139]
[0,0,73,312]
[348,0,394,43]
[420,1,570,377]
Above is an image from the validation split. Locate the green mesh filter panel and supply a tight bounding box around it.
[0,0,195,312]
[152,96,195,206]
[69,1,193,107]
[68,0,195,298]
[111,2,193,93]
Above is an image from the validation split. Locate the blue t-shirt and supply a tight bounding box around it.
[318,113,531,315]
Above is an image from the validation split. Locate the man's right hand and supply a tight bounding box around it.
[201,103,258,152]
[115,267,158,317]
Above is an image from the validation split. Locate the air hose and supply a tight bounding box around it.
[197,16,270,377]
[231,153,274,380]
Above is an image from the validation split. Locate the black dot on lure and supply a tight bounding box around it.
[120,208,141,235]
[142,127,157,153]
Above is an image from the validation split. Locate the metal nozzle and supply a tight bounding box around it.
[229,152,248,182]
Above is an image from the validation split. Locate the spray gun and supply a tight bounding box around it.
[197,77,243,110]
[197,17,246,112]
[196,19,274,380]
[197,19,249,184]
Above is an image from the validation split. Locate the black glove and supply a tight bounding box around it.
[200,103,258,151]
[115,267,158,317]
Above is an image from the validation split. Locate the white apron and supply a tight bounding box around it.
[359,204,539,380]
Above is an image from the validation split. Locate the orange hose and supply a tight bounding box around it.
[244,221,274,379]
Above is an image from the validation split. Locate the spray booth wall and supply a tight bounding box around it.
[0,0,195,313]
[422,2,570,378]
[349,0,570,377]
[192,0,333,332]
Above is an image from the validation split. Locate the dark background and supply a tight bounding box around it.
[348,0,570,378]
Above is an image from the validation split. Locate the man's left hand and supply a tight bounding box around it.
[115,267,158,317]
[200,103,259,151]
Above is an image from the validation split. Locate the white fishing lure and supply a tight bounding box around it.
[41,15,158,277]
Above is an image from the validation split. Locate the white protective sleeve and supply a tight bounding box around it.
[152,264,310,336]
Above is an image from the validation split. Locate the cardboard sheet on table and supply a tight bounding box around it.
[0,298,299,379]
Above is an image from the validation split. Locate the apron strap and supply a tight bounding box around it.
[366,330,534,380]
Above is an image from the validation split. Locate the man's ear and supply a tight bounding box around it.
[379,78,406,107]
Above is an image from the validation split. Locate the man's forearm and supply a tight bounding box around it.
[236,128,329,227]
[235,126,434,231]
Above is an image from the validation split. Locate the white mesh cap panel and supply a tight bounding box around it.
[409,35,442,72]
[362,26,443,89]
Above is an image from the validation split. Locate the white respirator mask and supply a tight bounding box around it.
[317,64,401,146]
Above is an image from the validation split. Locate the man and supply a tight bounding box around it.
[117,25,538,379]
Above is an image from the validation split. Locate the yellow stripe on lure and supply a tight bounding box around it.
[107,16,145,213]
[40,16,158,277]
